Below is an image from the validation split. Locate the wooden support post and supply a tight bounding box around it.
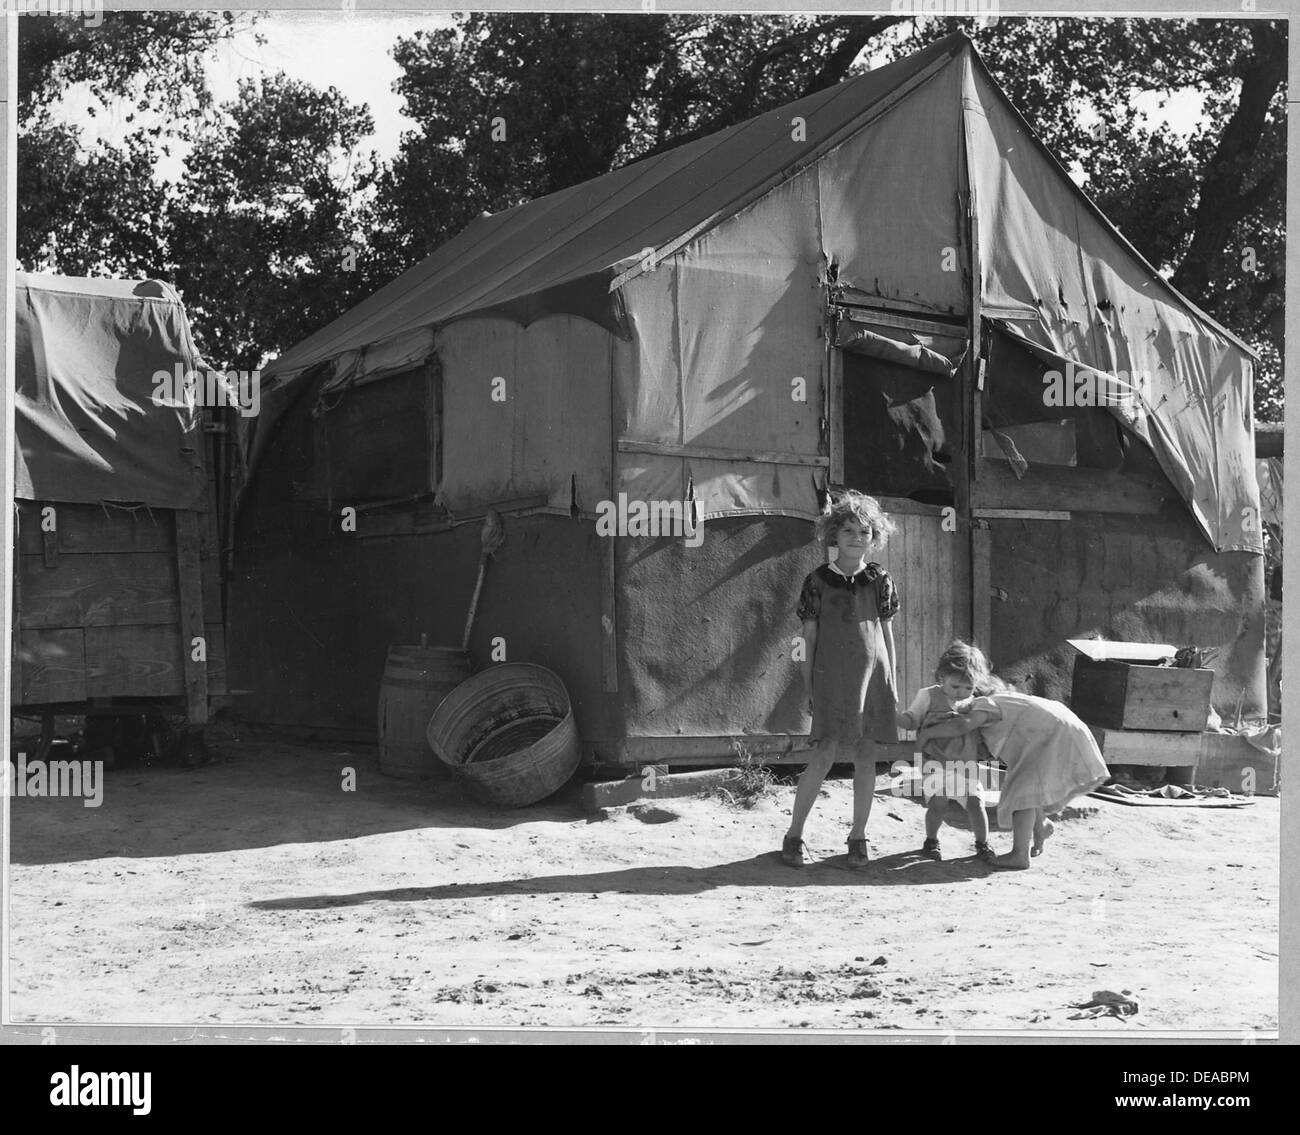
[174,510,208,725]
[960,73,984,647]
[425,357,443,492]
[41,514,57,568]
[599,530,618,693]
[827,329,844,485]
[971,519,992,653]
[601,334,621,695]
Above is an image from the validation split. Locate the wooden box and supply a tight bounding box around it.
[1070,656,1213,732]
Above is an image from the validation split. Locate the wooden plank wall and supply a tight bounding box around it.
[873,504,957,705]
[13,503,183,703]
[12,499,225,709]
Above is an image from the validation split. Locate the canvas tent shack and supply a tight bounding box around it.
[11,273,230,751]
[233,31,1265,768]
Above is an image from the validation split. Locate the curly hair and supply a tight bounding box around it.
[934,639,1008,695]
[815,489,897,550]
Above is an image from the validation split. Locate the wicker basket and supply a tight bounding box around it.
[426,663,580,806]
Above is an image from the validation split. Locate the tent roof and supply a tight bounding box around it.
[250,31,1262,555]
[266,29,1254,385]
[263,31,967,383]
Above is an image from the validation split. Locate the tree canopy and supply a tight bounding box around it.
[16,12,1285,417]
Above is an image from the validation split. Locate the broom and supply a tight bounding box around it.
[462,507,506,652]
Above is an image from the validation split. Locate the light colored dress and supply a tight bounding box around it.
[966,691,1109,828]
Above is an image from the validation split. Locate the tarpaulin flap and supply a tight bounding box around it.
[615,451,819,522]
[984,326,1129,471]
[962,51,1260,554]
[320,327,435,395]
[433,315,612,515]
[620,175,827,454]
[837,321,967,376]
[14,273,207,510]
[988,319,1143,421]
[617,172,826,520]
[817,54,967,316]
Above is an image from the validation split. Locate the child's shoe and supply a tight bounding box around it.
[846,837,870,868]
[975,841,998,864]
[921,837,942,861]
[781,836,806,868]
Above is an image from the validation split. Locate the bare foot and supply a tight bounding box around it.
[994,851,1031,870]
[1032,818,1055,857]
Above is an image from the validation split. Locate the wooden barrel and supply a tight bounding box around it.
[426,663,581,806]
[377,644,471,778]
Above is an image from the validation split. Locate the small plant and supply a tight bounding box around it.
[709,738,780,808]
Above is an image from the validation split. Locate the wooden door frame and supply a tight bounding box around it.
[825,314,973,644]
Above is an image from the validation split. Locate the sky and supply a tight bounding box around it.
[51,11,1209,187]
[204,11,448,161]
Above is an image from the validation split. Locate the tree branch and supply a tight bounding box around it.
[1171,22,1286,300]
[802,16,907,95]
[632,16,897,164]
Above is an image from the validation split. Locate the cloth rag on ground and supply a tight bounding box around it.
[1069,989,1139,1020]
[1089,783,1255,808]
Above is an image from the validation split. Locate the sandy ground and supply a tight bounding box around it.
[7,730,1278,1034]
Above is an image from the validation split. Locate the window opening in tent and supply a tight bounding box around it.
[981,420,1078,468]
[305,365,439,505]
[832,307,967,508]
[838,349,958,508]
[980,329,1151,478]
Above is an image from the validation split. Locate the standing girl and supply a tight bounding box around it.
[916,646,1109,869]
[784,491,899,868]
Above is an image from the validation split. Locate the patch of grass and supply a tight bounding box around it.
[709,739,784,808]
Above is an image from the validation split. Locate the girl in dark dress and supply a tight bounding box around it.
[783,491,899,868]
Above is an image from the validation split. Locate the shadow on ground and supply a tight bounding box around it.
[249,850,996,910]
[8,732,588,865]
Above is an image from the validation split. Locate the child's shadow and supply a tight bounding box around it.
[813,848,998,884]
[252,850,998,910]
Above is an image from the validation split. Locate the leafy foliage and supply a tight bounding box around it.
[166,73,379,369]
[15,12,1285,416]
[17,12,240,275]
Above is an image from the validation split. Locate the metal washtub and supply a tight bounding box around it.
[426,663,580,806]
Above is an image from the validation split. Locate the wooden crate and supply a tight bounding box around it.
[1089,726,1201,768]
[1070,657,1212,732]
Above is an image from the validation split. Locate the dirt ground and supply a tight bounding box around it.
[7,728,1279,1034]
